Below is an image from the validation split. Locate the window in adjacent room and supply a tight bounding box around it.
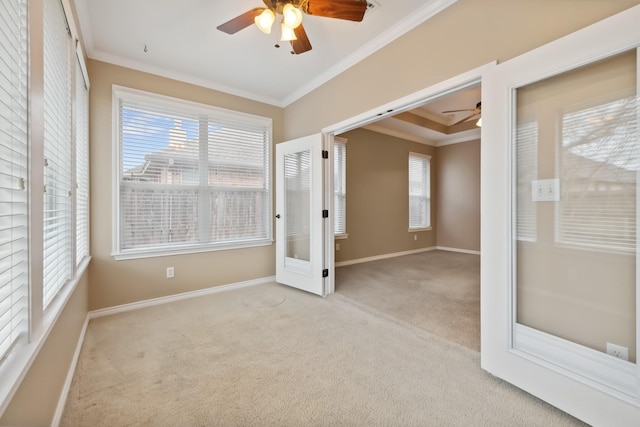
[334,137,347,237]
[113,87,273,259]
[408,152,431,230]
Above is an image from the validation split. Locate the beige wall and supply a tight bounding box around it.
[336,128,436,262]
[87,60,284,310]
[436,140,480,252]
[0,274,89,426]
[3,1,638,425]
[283,0,636,140]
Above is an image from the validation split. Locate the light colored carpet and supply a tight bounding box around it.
[336,250,480,351]
[61,281,584,426]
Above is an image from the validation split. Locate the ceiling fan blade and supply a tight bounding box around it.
[217,7,265,34]
[291,24,312,54]
[306,0,367,22]
[451,112,480,126]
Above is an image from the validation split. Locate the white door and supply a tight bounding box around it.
[482,5,640,426]
[275,134,326,295]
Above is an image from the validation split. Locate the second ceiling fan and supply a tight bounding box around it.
[442,102,482,126]
[217,0,368,55]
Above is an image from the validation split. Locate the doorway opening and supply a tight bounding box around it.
[322,63,494,351]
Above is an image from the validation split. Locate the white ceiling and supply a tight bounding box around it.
[76,0,480,144]
[75,0,458,107]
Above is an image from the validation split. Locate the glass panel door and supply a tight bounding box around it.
[275,134,325,296]
[514,50,637,365]
[482,7,640,423]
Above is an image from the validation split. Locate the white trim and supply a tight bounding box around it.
[323,61,495,294]
[363,124,481,147]
[76,0,458,108]
[481,5,640,425]
[335,247,436,267]
[436,246,481,255]
[51,314,90,427]
[282,0,459,106]
[111,85,273,260]
[49,275,273,425]
[514,324,638,403]
[323,62,497,136]
[436,136,481,147]
[89,49,283,107]
[112,239,274,261]
[89,276,274,319]
[0,257,90,416]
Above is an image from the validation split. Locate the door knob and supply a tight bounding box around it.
[275,214,281,219]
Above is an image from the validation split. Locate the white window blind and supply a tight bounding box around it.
[516,121,538,242]
[334,139,346,235]
[409,152,431,229]
[557,97,637,253]
[75,58,89,266]
[0,0,28,360]
[116,90,272,256]
[43,0,73,307]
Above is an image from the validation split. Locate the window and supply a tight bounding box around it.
[334,138,347,236]
[408,152,431,230]
[0,0,28,362]
[557,97,637,253]
[114,88,272,258]
[43,0,73,307]
[1,0,90,410]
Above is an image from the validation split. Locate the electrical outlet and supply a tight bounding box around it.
[166,267,174,279]
[336,242,340,251]
[606,342,629,361]
[414,234,417,241]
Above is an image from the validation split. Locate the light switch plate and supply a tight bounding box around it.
[531,179,560,202]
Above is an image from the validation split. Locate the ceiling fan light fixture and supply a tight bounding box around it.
[282,3,303,29]
[280,22,297,42]
[255,8,275,34]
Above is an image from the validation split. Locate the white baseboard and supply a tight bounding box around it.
[436,246,481,255]
[89,276,275,319]
[52,276,275,425]
[335,247,436,267]
[52,314,90,427]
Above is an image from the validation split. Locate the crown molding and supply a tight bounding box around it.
[282,0,459,106]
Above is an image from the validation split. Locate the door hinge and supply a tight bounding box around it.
[322,209,328,218]
[322,269,329,278]
[322,150,328,159]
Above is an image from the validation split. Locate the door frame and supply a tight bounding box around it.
[320,62,496,294]
[481,5,640,425]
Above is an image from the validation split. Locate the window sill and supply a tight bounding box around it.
[334,233,349,240]
[112,239,274,260]
[408,227,432,232]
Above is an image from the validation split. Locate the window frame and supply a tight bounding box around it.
[111,86,273,260]
[408,152,432,231]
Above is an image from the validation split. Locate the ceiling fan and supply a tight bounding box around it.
[442,102,482,126]
[217,0,368,55]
